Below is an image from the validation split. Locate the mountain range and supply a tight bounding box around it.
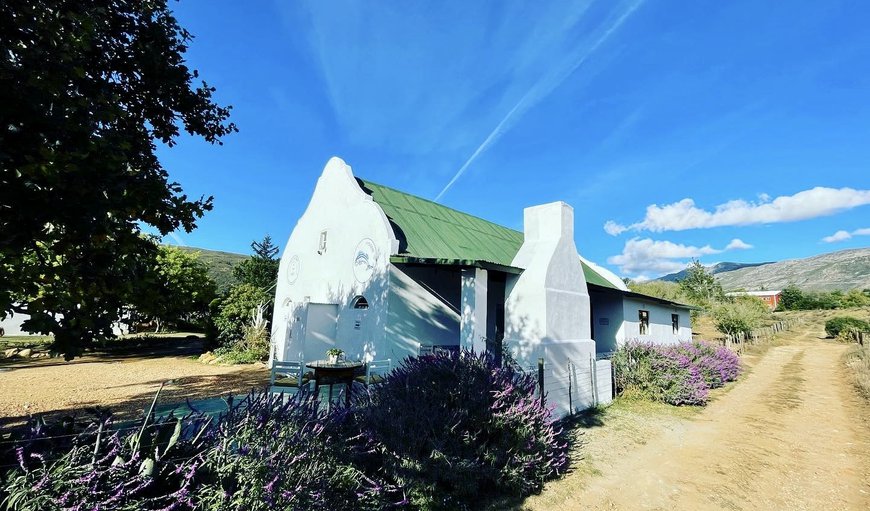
[176,244,870,295]
[658,261,773,282]
[658,248,870,292]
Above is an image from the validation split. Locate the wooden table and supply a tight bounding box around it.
[306,359,364,406]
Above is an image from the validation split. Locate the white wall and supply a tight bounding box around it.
[271,157,399,364]
[386,265,460,359]
[620,298,692,346]
[589,290,624,353]
[0,312,34,337]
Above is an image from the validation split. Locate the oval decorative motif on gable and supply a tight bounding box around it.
[286,255,300,284]
[353,239,378,283]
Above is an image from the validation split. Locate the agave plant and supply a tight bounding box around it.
[2,386,211,511]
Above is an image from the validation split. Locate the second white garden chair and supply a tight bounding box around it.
[269,360,311,394]
[357,359,392,385]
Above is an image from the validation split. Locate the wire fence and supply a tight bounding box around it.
[521,355,613,416]
[720,318,804,353]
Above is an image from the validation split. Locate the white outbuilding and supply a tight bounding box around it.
[270,157,693,415]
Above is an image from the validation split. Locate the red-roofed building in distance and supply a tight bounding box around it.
[726,290,783,310]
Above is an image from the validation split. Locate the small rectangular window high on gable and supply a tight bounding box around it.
[318,230,327,254]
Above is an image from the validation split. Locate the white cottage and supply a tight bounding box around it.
[271,157,692,415]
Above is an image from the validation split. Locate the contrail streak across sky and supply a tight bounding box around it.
[434,0,645,202]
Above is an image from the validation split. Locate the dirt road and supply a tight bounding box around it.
[0,343,269,425]
[528,326,870,510]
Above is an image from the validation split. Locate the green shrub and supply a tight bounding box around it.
[213,284,270,345]
[825,316,870,338]
[712,296,769,336]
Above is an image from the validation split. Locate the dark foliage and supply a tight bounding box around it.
[1,352,566,510]
[353,350,568,510]
[0,0,236,358]
[825,316,870,338]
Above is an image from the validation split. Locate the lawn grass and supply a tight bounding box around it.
[1,332,205,358]
[0,335,53,351]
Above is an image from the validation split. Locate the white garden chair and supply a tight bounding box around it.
[357,359,392,385]
[269,360,311,394]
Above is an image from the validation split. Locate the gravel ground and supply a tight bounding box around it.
[525,318,870,510]
[0,340,269,426]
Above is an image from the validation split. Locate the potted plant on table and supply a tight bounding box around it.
[326,348,345,364]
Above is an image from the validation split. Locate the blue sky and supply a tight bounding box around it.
[157,0,870,280]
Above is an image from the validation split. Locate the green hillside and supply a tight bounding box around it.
[173,246,247,293]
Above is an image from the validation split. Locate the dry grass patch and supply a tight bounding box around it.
[844,344,870,400]
[520,398,702,511]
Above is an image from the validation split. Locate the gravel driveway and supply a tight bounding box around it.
[0,339,270,426]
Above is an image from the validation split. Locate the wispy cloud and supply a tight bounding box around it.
[605,187,870,235]
[434,0,645,201]
[822,227,870,243]
[607,237,752,278]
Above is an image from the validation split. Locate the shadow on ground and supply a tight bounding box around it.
[0,335,209,370]
[482,405,611,511]
[0,336,270,428]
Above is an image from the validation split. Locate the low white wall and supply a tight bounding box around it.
[534,354,612,417]
[595,359,613,406]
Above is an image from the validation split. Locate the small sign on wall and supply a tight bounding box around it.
[354,320,361,330]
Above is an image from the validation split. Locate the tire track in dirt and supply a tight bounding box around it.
[528,329,870,510]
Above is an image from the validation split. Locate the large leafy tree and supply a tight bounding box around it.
[677,260,725,307]
[0,1,237,358]
[133,245,217,332]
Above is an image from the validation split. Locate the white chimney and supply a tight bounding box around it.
[504,201,595,415]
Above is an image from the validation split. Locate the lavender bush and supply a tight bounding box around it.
[353,350,568,511]
[2,351,566,511]
[193,390,399,511]
[612,340,741,406]
[672,340,741,388]
[2,410,209,511]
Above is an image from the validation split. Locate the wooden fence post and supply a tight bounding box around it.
[567,360,573,414]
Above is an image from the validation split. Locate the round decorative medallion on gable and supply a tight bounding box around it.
[286,255,300,284]
[353,239,378,282]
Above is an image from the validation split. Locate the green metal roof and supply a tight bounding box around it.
[357,178,621,291]
[582,265,619,289]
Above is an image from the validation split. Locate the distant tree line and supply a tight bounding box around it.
[777,285,870,311]
[626,262,870,339]
[208,236,280,362]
